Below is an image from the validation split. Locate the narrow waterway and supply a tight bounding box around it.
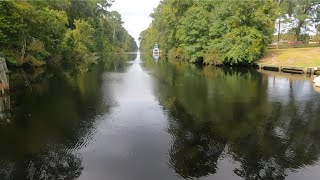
[77,53,175,180]
[1,52,320,180]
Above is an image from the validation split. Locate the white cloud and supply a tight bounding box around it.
[109,0,161,42]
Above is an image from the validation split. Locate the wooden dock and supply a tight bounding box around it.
[254,63,320,75]
[0,57,10,121]
[0,57,9,94]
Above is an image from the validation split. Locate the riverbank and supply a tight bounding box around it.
[257,47,320,67]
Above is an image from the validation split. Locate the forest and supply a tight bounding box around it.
[139,0,320,65]
[0,0,137,73]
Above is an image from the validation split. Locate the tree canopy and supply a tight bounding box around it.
[140,0,320,65]
[275,0,320,42]
[0,0,137,73]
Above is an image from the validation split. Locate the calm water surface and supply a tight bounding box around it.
[1,52,320,180]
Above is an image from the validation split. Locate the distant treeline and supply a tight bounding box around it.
[0,0,137,73]
[140,0,320,65]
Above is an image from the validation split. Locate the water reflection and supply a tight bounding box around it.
[1,52,320,179]
[0,147,83,179]
[0,69,108,179]
[168,100,226,179]
[153,55,160,63]
[0,53,138,180]
[101,53,137,72]
[76,52,174,180]
[144,59,320,180]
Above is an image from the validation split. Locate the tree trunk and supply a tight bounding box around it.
[277,19,281,49]
[305,24,307,47]
[295,20,304,41]
[20,38,26,63]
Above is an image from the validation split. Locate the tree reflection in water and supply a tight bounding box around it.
[168,99,226,179]
[0,147,83,180]
[150,61,320,180]
[0,66,112,180]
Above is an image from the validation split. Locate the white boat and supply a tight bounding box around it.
[313,76,320,87]
[153,44,160,57]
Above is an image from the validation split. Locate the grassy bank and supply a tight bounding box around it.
[257,47,320,67]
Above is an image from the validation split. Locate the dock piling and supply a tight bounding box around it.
[255,63,320,75]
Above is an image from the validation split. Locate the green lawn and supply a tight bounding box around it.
[257,47,320,67]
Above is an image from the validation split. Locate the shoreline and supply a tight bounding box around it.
[254,63,320,75]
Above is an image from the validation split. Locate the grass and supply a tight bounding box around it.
[257,47,320,67]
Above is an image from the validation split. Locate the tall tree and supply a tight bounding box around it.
[140,0,278,65]
[0,0,137,73]
[291,0,320,40]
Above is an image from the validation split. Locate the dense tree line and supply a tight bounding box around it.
[0,0,137,73]
[140,0,320,65]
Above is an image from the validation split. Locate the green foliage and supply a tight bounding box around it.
[275,0,320,42]
[176,4,210,62]
[0,0,137,73]
[62,20,98,73]
[140,0,279,65]
[289,0,320,39]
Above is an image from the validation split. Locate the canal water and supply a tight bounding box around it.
[1,52,320,180]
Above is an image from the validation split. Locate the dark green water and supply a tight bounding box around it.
[1,52,320,180]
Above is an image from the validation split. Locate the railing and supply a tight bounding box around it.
[268,41,320,49]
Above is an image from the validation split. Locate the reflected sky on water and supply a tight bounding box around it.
[1,52,320,180]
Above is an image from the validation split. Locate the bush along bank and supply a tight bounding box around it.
[139,0,320,66]
[0,1,137,73]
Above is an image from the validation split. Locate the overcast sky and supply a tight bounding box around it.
[110,0,161,43]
